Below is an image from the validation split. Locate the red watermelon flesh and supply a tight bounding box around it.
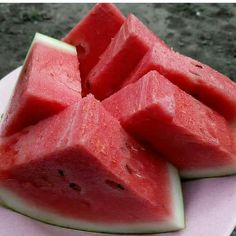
[63,3,125,93]
[0,33,81,137]
[0,95,184,233]
[85,14,169,100]
[103,71,236,178]
[123,44,236,121]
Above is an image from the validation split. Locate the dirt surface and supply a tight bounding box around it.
[0,3,236,235]
[0,3,236,82]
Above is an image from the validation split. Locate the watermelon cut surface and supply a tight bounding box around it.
[0,95,184,233]
[124,44,236,121]
[0,33,81,137]
[63,3,125,93]
[85,14,168,100]
[103,71,236,179]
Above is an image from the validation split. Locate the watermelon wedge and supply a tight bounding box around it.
[0,33,81,137]
[123,44,236,121]
[0,95,184,233]
[103,71,236,179]
[85,14,168,100]
[63,3,125,93]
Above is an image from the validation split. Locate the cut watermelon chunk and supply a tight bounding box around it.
[0,33,81,137]
[103,71,236,179]
[0,95,184,233]
[63,3,125,93]
[124,44,236,121]
[86,14,168,100]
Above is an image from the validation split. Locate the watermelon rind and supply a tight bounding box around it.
[181,164,236,179]
[0,165,184,234]
[168,165,185,230]
[33,33,77,55]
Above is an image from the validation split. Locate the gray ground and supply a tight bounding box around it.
[0,3,236,235]
[0,3,236,82]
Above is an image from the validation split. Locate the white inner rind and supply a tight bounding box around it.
[181,164,236,179]
[0,166,184,234]
[33,33,77,55]
[168,165,185,229]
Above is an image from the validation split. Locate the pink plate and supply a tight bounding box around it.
[0,67,236,236]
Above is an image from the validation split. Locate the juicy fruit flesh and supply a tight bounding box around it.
[124,44,236,121]
[26,42,81,97]
[87,36,150,100]
[103,71,236,178]
[1,34,81,136]
[0,95,184,232]
[86,14,164,100]
[3,2,235,232]
[1,150,169,223]
[63,3,125,93]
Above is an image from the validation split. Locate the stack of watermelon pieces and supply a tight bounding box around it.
[0,3,235,234]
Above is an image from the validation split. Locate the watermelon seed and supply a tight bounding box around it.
[57,169,64,177]
[50,72,54,77]
[191,61,203,69]
[105,179,125,191]
[189,70,200,77]
[195,64,203,69]
[69,183,81,192]
[125,164,134,175]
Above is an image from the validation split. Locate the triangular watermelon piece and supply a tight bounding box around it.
[85,14,168,100]
[0,33,81,137]
[103,71,236,179]
[124,43,236,121]
[0,95,184,233]
[63,3,125,93]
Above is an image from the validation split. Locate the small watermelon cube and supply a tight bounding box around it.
[63,3,125,91]
[103,71,236,178]
[124,43,236,121]
[0,33,81,136]
[0,95,184,233]
[85,14,168,100]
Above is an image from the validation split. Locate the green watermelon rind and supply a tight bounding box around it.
[0,165,184,234]
[33,33,77,55]
[181,164,236,179]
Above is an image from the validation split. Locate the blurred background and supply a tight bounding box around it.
[0,3,236,82]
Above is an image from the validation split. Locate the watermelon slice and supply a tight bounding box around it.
[103,71,236,179]
[63,3,125,93]
[123,44,236,121]
[85,14,168,100]
[0,33,81,137]
[0,95,184,233]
